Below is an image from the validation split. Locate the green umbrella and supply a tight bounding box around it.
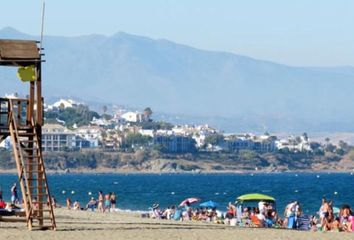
[236,193,275,202]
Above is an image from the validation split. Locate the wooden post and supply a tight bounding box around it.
[28,82,35,125]
[36,63,42,126]
[36,62,44,226]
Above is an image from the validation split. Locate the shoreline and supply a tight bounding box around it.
[0,208,351,240]
[0,168,353,174]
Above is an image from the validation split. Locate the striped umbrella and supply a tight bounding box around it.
[179,197,200,207]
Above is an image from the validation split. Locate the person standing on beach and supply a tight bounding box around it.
[66,197,72,209]
[97,191,104,212]
[110,192,117,210]
[11,183,18,204]
[104,193,111,212]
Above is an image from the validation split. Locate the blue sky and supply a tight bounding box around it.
[1,0,353,66]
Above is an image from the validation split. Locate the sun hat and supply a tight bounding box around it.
[152,203,159,209]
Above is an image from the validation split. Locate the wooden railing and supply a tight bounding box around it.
[0,97,43,130]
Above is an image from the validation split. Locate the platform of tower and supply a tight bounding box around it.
[0,39,56,230]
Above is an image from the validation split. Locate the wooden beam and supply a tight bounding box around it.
[36,63,43,126]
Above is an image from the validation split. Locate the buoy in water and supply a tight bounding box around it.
[71,190,75,194]
[62,190,66,194]
[88,192,92,195]
[334,191,338,195]
[171,192,175,195]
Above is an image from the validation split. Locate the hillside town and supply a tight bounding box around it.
[1,97,345,156]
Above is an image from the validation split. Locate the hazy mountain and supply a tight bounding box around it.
[1,27,354,132]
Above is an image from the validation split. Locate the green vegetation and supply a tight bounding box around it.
[0,146,352,172]
[123,133,152,149]
[204,134,224,146]
[139,121,174,130]
[44,105,100,127]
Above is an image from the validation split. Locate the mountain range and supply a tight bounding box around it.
[1,27,354,133]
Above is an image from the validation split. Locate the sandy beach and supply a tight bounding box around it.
[0,209,351,240]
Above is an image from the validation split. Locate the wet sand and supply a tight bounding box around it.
[0,208,352,240]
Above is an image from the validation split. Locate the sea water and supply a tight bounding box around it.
[0,173,353,214]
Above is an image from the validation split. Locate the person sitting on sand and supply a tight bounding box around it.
[0,198,6,209]
[5,203,21,211]
[284,201,298,229]
[339,204,353,232]
[162,205,175,220]
[73,200,81,210]
[225,202,236,219]
[265,209,277,227]
[85,197,97,211]
[151,203,162,219]
[251,208,264,227]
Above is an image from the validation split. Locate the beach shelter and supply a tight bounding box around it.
[0,39,56,230]
[199,200,219,208]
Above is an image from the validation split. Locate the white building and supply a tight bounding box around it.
[275,136,312,152]
[45,99,80,111]
[121,111,147,123]
[75,126,102,148]
[139,129,155,137]
[42,124,76,152]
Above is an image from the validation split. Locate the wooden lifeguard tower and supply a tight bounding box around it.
[0,39,56,230]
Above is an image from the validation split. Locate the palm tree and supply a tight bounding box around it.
[143,107,153,121]
[102,105,107,114]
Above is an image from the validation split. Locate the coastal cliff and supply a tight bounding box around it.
[0,149,353,173]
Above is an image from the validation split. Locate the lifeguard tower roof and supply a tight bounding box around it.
[0,39,40,66]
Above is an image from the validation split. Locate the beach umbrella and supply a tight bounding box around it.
[236,193,275,203]
[199,200,219,208]
[179,197,200,207]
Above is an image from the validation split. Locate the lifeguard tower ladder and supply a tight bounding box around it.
[0,39,56,230]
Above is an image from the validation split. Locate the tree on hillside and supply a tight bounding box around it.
[102,105,108,114]
[204,134,224,146]
[302,132,309,141]
[45,104,100,127]
[143,107,153,121]
[59,103,65,110]
[124,133,152,149]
